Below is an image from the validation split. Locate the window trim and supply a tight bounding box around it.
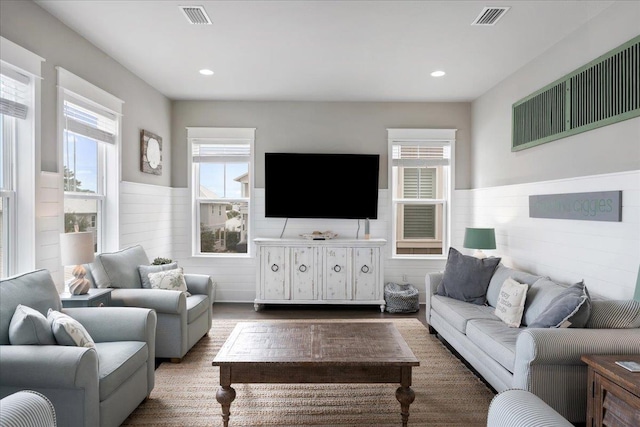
[387,128,456,260]
[0,37,43,276]
[188,127,256,258]
[57,67,123,254]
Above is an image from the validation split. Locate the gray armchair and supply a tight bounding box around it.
[85,245,214,361]
[0,269,157,427]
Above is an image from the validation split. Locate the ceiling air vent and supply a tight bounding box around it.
[472,7,510,26]
[179,5,212,25]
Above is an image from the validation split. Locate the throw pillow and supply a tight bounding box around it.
[436,247,501,305]
[528,281,591,328]
[8,304,56,345]
[494,278,528,328]
[138,262,179,289]
[147,268,190,296]
[47,309,95,348]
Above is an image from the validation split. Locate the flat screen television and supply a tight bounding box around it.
[265,152,379,219]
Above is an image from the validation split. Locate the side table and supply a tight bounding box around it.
[581,354,640,427]
[60,288,112,308]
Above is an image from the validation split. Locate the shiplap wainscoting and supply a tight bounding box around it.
[36,172,63,290]
[120,181,174,261]
[461,171,640,300]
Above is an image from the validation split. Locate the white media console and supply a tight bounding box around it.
[254,238,386,311]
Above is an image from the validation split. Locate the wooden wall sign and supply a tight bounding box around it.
[140,129,162,175]
[529,191,622,222]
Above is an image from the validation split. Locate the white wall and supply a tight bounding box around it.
[460,171,639,299]
[35,172,63,290]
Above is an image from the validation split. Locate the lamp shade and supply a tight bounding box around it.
[60,232,95,266]
[463,228,496,250]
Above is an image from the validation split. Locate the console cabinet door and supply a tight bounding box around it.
[324,247,350,300]
[262,246,288,300]
[291,247,316,300]
[353,247,378,301]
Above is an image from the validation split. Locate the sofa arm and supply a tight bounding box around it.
[515,328,640,366]
[487,389,573,427]
[110,288,186,315]
[64,307,157,345]
[425,272,443,327]
[185,274,214,300]
[0,345,98,390]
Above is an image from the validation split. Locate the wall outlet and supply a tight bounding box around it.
[402,274,408,283]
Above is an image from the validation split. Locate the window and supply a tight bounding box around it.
[189,127,255,256]
[58,67,122,256]
[388,129,455,258]
[1,37,42,277]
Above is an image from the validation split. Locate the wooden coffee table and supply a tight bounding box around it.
[212,321,420,426]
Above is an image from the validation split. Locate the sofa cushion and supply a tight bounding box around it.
[436,247,501,305]
[95,341,148,399]
[138,262,179,289]
[92,245,150,289]
[486,265,541,308]
[431,294,499,334]
[466,319,522,373]
[586,300,640,329]
[48,309,95,348]
[528,281,591,328]
[494,278,528,328]
[9,304,57,345]
[186,294,210,323]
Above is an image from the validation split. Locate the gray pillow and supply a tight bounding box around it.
[138,262,179,289]
[8,304,56,345]
[436,247,501,305]
[528,281,591,328]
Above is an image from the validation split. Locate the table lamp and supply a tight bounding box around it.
[60,231,95,294]
[463,227,496,259]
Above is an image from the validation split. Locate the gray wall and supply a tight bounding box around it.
[471,1,640,189]
[0,0,172,186]
[171,101,472,189]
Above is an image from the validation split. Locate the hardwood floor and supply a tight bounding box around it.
[211,302,428,326]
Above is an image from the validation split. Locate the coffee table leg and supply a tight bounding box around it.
[396,367,416,427]
[216,367,236,426]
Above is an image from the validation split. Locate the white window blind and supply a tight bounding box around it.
[192,142,251,163]
[63,95,118,144]
[0,66,30,120]
[391,144,450,167]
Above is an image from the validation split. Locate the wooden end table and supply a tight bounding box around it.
[581,354,640,427]
[212,322,420,426]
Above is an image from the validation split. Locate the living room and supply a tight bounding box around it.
[1,1,639,426]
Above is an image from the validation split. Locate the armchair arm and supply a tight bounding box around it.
[185,274,214,300]
[110,288,186,315]
[487,389,573,427]
[63,307,157,344]
[0,345,98,390]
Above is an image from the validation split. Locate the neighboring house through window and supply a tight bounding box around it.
[58,67,122,259]
[388,128,455,258]
[189,127,255,256]
[0,37,43,277]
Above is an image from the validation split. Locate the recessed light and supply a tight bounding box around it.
[199,69,214,76]
[430,70,446,77]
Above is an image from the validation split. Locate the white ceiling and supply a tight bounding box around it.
[35,0,615,102]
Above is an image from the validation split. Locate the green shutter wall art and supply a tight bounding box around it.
[512,35,640,151]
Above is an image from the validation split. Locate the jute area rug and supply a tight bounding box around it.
[122,319,495,426]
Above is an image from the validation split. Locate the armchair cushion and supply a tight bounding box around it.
[9,304,56,345]
[48,309,95,348]
[91,245,149,289]
[138,262,178,289]
[96,341,147,399]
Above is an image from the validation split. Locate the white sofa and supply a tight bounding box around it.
[425,263,640,423]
